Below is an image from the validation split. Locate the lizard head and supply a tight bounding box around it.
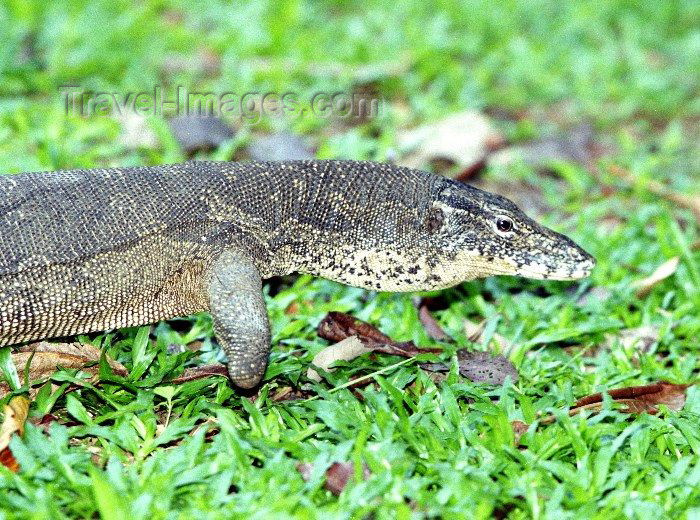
[288,161,594,292]
[418,179,596,287]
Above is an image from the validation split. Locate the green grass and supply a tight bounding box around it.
[0,0,699,518]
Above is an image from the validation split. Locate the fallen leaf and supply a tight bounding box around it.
[0,342,127,397]
[168,364,229,384]
[570,381,691,415]
[397,111,504,175]
[417,305,452,342]
[168,115,235,154]
[517,382,695,436]
[17,342,126,372]
[284,301,300,315]
[317,312,440,357]
[270,386,313,402]
[2,343,230,397]
[316,312,519,385]
[0,395,30,472]
[307,336,370,382]
[318,312,395,345]
[31,413,59,433]
[511,420,529,444]
[297,461,370,495]
[0,448,19,473]
[488,123,595,170]
[421,350,519,385]
[456,350,519,384]
[631,256,680,298]
[247,132,315,161]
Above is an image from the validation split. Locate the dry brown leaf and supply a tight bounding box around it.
[284,301,300,315]
[168,364,229,384]
[514,382,694,439]
[0,448,19,472]
[1,342,224,398]
[511,420,529,444]
[536,381,694,427]
[456,350,519,384]
[270,386,313,402]
[418,305,452,342]
[307,336,371,382]
[421,350,519,385]
[0,342,127,397]
[488,124,595,170]
[397,111,504,175]
[631,257,679,298]
[570,381,690,415]
[317,312,441,357]
[318,312,396,346]
[297,461,370,495]
[316,312,517,385]
[31,414,58,433]
[16,341,127,372]
[0,395,30,472]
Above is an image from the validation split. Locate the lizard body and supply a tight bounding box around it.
[0,160,595,387]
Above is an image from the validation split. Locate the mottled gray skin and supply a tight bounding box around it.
[0,160,595,388]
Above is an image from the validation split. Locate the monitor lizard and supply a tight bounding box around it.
[0,160,595,388]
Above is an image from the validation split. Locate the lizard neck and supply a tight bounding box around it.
[207,160,437,285]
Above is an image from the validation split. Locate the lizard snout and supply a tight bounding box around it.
[510,231,596,281]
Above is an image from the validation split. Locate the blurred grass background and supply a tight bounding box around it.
[0,0,699,518]
[1,0,698,169]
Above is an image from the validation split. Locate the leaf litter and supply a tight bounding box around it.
[316,311,518,385]
[0,341,228,398]
[631,256,680,298]
[0,342,127,397]
[396,110,504,177]
[0,395,30,472]
[513,381,696,443]
[297,461,371,495]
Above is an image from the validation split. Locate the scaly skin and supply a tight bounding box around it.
[0,160,595,387]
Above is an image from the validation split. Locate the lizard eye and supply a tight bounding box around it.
[425,207,445,233]
[495,216,514,234]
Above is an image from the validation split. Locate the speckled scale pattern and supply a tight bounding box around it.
[0,159,595,386]
[0,160,434,344]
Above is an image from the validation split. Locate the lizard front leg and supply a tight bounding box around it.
[208,249,270,389]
